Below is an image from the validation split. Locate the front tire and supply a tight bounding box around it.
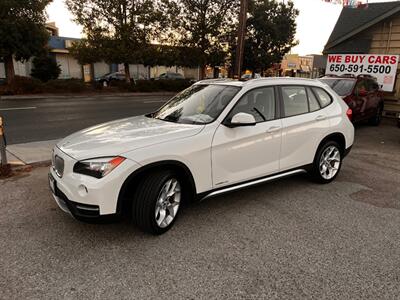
[311,141,342,184]
[132,170,182,235]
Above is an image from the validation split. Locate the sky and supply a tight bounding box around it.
[46,0,398,56]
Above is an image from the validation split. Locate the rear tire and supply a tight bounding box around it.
[311,141,342,184]
[369,104,383,126]
[132,170,183,235]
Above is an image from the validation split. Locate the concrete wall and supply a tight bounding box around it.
[14,58,32,77]
[129,64,149,80]
[94,62,110,78]
[55,53,82,79]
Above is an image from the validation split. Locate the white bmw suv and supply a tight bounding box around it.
[49,78,354,234]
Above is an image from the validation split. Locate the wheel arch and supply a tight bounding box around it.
[315,132,346,159]
[117,160,197,216]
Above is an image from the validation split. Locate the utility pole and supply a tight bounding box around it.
[234,0,248,79]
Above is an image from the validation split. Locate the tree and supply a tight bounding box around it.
[235,0,298,75]
[31,54,61,82]
[0,0,51,84]
[66,0,170,83]
[167,0,239,79]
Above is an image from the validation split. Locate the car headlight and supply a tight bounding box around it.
[73,157,125,178]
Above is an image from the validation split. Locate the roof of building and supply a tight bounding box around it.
[48,36,80,50]
[324,2,400,53]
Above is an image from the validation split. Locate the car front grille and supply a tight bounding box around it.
[54,155,64,178]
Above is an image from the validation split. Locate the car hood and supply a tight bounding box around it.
[57,115,204,160]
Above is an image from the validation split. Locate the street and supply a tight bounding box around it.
[1,120,399,299]
[0,94,172,144]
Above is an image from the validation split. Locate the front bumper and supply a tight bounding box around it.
[49,146,141,217]
[51,179,101,219]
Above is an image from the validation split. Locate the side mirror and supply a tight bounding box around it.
[225,112,256,127]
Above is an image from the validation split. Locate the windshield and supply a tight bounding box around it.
[319,78,355,96]
[152,84,241,124]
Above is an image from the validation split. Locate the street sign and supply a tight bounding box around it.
[326,54,399,92]
[323,0,368,8]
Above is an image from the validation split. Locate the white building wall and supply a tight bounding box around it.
[13,58,32,77]
[94,62,110,78]
[55,53,82,79]
[129,64,149,80]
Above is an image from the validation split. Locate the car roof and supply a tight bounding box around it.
[195,77,329,88]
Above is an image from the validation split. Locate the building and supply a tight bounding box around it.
[323,2,400,115]
[0,23,200,82]
[280,54,326,78]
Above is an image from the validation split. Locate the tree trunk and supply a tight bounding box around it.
[4,55,15,84]
[124,63,131,83]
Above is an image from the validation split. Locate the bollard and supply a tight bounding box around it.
[0,116,7,166]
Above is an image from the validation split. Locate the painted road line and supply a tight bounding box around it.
[0,106,37,111]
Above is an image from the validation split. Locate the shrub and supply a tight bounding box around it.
[43,79,88,93]
[31,55,61,82]
[0,76,43,95]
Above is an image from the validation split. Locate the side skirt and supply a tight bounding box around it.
[198,168,308,201]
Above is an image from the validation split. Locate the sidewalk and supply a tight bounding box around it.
[4,139,57,166]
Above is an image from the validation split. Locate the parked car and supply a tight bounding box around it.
[241,73,261,80]
[49,78,354,234]
[319,75,384,125]
[95,72,127,84]
[155,72,185,80]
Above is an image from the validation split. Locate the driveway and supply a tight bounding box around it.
[1,120,399,299]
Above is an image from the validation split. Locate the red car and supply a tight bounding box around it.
[319,75,384,125]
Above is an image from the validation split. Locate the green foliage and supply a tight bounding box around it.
[167,0,239,69]
[237,0,299,73]
[31,55,61,82]
[0,0,50,61]
[66,0,169,67]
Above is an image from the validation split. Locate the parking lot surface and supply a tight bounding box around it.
[1,120,399,299]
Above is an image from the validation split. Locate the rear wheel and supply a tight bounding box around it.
[132,170,182,234]
[311,141,342,184]
[369,104,383,126]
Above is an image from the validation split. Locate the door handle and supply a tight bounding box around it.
[315,115,326,121]
[266,126,281,133]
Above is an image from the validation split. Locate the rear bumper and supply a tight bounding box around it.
[343,145,352,158]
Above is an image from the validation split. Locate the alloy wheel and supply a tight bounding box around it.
[319,146,341,180]
[155,178,181,228]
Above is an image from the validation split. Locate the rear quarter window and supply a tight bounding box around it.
[312,88,332,108]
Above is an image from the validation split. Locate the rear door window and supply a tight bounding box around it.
[312,88,332,108]
[281,86,309,117]
[307,88,321,112]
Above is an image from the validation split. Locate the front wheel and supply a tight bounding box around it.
[132,170,182,234]
[311,141,342,184]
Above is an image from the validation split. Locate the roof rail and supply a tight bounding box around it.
[195,78,235,84]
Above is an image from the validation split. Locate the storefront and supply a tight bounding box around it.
[323,2,400,116]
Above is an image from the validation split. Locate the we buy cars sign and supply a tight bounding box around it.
[326,54,399,92]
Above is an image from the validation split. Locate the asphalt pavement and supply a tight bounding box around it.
[1,120,399,299]
[0,94,172,144]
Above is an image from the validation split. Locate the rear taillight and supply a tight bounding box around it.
[346,108,353,121]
